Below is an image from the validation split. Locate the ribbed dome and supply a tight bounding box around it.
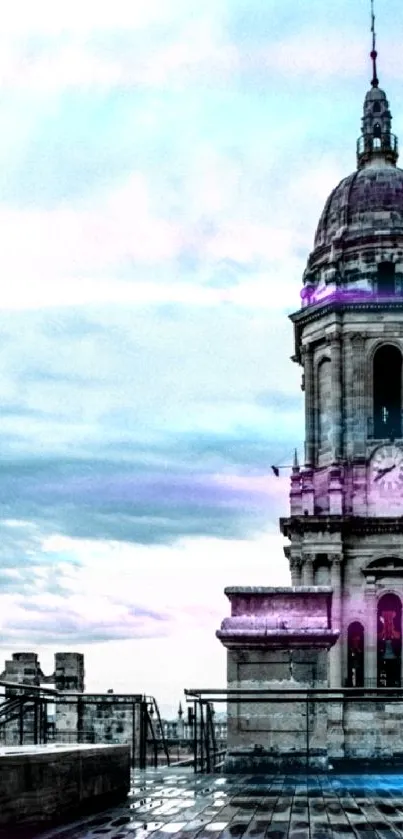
[314,162,403,249]
[299,79,403,307]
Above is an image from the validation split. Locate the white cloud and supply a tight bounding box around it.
[0,529,291,713]
[0,0,192,34]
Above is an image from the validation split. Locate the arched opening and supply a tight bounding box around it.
[373,102,381,114]
[373,122,382,138]
[373,345,402,439]
[377,261,396,294]
[347,622,364,687]
[377,593,402,687]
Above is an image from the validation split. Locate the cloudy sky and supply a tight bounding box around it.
[0,0,402,716]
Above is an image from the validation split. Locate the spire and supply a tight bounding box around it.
[370,0,379,88]
[356,2,398,169]
[292,448,300,473]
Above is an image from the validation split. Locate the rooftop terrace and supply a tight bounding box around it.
[32,768,403,839]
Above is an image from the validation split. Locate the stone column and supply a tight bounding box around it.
[330,333,342,462]
[364,581,378,687]
[303,554,314,585]
[329,554,343,687]
[303,345,315,468]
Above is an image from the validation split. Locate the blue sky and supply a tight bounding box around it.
[0,0,402,715]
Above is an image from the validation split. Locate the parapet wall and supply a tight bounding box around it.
[0,744,130,827]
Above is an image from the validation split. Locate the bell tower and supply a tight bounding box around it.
[280,7,403,689]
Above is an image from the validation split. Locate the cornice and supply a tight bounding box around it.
[290,298,403,327]
[280,515,403,537]
[216,628,339,651]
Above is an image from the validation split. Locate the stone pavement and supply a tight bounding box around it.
[34,768,403,839]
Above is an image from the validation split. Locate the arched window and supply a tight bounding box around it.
[317,358,331,453]
[377,261,395,294]
[347,622,364,687]
[373,345,402,439]
[374,122,382,138]
[377,593,402,687]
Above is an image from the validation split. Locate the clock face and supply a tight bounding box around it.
[370,444,403,496]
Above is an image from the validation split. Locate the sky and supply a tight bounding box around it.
[0,0,403,717]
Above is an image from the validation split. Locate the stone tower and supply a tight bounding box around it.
[280,50,403,690]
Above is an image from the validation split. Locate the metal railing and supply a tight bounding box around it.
[0,683,171,768]
[185,686,403,774]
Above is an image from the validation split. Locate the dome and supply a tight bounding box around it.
[300,76,403,307]
[314,162,403,249]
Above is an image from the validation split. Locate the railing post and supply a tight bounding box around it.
[77,696,83,744]
[33,697,38,745]
[193,701,198,774]
[19,698,24,745]
[132,701,136,769]
[200,702,205,774]
[43,700,48,745]
[139,699,147,769]
[205,704,211,774]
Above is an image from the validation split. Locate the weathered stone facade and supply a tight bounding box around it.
[281,76,403,695]
[217,588,338,770]
[217,66,403,766]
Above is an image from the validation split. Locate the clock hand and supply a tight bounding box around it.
[374,464,397,482]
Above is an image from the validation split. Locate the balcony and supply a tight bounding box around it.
[357,132,399,166]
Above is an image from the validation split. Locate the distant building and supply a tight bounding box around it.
[0,651,85,693]
[0,653,227,763]
[160,702,226,746]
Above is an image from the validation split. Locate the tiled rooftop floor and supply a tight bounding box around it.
[35,768,403,839]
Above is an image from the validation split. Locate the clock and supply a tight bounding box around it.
[369,444,403,496]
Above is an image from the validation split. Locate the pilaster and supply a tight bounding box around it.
[329,554,343,687]
[364,579,377,687]
[302,345,314,467]
[330,332,343,461]
[301,469,314,515]
[329,466,343,515]
[290,471,302,515]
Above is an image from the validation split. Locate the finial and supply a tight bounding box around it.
[370,0,379,87]
[292,448,300,473]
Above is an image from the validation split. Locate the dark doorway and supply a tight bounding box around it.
[347,622,364,687]
[377,592,402,687]
[373,345,402,438]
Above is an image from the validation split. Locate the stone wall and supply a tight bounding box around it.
[0,744,130,828]
[328,700,403,763]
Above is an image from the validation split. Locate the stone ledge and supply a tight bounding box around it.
[216,628,339,650]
